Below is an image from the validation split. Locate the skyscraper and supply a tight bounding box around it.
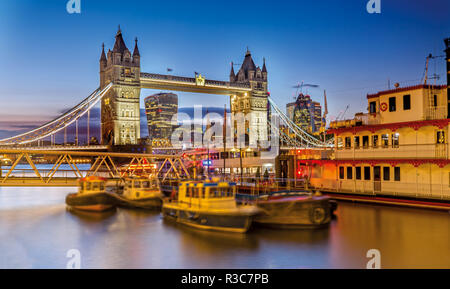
[144,93,178,146]
[287,93,322,133]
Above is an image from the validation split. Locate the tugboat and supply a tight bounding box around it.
[114,176,163,209]
[65,176,116,212]
[162,179,260,233]
[237,190,332,229]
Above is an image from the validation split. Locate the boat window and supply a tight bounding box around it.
[92,182,99,191]
[372,135,379,148]
[382,134,389,148]
[209,188,232,198]
[85,182,91,191]
[134,181,141,188]
[209,188,219,198]
[142,181,150,188]
[186,187,192,198]
[225,187,233,197]
[193,188,199,198]
[99,182,105,191]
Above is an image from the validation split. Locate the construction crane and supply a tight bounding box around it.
[336,105,350,122]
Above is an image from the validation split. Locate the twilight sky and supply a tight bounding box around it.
[0,0,448,138]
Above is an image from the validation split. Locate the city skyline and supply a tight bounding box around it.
[0,0,449,137]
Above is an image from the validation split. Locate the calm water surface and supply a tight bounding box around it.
[0,187,449,269]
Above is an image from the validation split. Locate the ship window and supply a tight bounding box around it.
[403,95,411,110]
[142,181,149,188]
[437,130,445,144]
[364,167,371,180]
[92,182,99,190]
[389,97,396,112]
[382,134,389,148]
[369,101,377,114]
[394,167,401,181]
[354,136,360,149]
[337,137,343,149]
[433,95,438,107]
[347,167,353,180]
[339,167,345,179]
[392,133,399,148]
[345,137,351,149]
[100,183,105,191]
[355,167,362,180]
[372,135,379,148]
[362,136,369,148]
[186,187,194,198]
[193,188,199,198]
[383,167,390,181]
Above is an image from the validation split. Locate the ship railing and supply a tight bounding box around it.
[310,178,450,201]
[334,143,448,159]
[425,106,447,120]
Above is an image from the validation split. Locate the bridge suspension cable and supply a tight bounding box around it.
[0,83,113,146]
[268,96,333,148]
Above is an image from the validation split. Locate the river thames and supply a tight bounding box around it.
[0,186,449,269]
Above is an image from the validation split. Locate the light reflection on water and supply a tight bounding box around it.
[0,186,449,269]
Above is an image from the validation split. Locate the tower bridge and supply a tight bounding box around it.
[100,27,268,146]
[0,27,330,150]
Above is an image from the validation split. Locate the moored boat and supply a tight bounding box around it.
[65,176,116,212]
[237,190,332,229]
[162,180,260,233]
[115,176,163,209]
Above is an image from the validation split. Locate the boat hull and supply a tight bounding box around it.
[252,196,332,229]
[116,196,162,210]
[162,206,254,233]
[65,192,116,212]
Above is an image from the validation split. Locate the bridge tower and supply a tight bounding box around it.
[229,49,268,145]
[100,27,141,145]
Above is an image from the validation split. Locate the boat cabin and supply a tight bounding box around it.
[177,180,237,209]
[124,176,161,200]
[78,176,107,195]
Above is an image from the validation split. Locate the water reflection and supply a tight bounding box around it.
[0,186,449,268]
[66,207,117,223]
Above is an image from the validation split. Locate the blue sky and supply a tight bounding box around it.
[0,0,448,137]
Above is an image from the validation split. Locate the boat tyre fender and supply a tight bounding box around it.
[309,206,326,225]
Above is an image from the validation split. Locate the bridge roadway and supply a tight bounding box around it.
[0,145,109,151]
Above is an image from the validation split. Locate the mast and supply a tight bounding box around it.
[223,104,226,179]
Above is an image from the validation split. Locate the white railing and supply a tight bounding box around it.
[355,113,381,126]
[335,143,448,160]
[425,106,447,120]
[310,178,450,200]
